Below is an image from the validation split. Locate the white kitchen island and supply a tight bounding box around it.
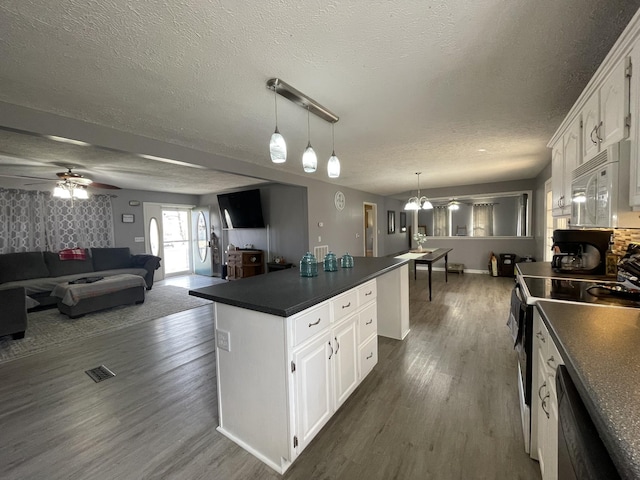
[190,257,409,473]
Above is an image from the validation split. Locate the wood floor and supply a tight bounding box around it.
[0,271,540,479]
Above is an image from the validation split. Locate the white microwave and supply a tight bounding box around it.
[571,141,630,228]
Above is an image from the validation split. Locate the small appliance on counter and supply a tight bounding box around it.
[551,229,612,275]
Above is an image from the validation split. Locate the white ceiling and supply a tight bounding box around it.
[1,1,639,197]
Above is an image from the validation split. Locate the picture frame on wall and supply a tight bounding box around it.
[387,210,396,234]
[418,225,427,235]
[400,211,407,232]
[122,214,135,223]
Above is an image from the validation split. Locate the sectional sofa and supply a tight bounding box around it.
[0,247,161,339]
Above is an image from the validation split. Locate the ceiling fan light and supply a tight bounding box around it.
[73,187,89,199]
[327,152,340,178]
[269,128,287,163]
[302,142,317,173]
[53,185,70,198]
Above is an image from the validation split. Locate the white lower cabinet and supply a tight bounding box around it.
[532,309,564,480]
[292,330,333,452]
[212,270,410,475]
[290,280,378,465]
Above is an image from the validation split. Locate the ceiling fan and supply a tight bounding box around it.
[53,167,120,190]
[0,166,121,191]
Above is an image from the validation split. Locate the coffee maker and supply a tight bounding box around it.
[551,229,612,275]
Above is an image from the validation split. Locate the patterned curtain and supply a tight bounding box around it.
[473,203,494,237]
[433,206,449,236]
[0,188,114,253]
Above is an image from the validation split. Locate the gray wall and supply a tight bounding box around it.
[200,183,309,265]
[0,103,545,267]
[111,189,200,254]
[409,179,539,271]
[0,102,403,259]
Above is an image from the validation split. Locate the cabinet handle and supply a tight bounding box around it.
[546,355,556,369]
[328,341,333,360]
[342,302,351,309]
[538,382,547,401]
[590,124,599,145]
[541,393,550,419]
[536,331,546,342]
[334,337,340,354]
[365,318,373,325]
[365,290,373,296]
[595,121,603,143]
[308,318,321,328]
[366,352,373,360]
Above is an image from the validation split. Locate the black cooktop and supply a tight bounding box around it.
[522,276,640,308]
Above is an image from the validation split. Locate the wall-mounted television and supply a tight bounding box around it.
[217,189,266,229]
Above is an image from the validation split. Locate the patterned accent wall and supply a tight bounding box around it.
[0,188,114,253]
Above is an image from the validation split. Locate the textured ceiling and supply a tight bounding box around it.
[1,1,639,196]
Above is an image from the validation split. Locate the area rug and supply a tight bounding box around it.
[0,285,212,364]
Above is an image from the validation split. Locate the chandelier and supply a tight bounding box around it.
[404,172,433,210]
[53,180,89,199]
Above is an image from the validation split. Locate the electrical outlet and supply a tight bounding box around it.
[318,236,322,242]
[216,329,231,352]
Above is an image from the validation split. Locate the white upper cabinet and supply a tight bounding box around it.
[551,116,581,217]
[581,94,600,162]
[580,58,630,164]
[551,139,566,217]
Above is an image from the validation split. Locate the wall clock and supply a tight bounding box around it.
[334,191,345,211]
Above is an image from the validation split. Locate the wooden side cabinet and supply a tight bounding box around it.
[226,249,264,280]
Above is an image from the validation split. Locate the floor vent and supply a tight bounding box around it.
[85,365,116,383]
[314,245,329,261]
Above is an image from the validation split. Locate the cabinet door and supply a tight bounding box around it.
[545,379,559,480]
[551,140,566,216]
[293,332,333,452]
[582,94,601,162]
[332,317,359,408]
[536,352,549,477]
[562,117,581,215]
[600,59,629,149]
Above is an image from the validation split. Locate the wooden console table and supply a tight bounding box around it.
[412,248,453,301]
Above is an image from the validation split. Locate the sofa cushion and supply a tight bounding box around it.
[0,252,49,283]
[91,248,132,271]
[44,250,94,277]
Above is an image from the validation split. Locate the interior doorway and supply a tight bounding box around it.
[363,202,378,257]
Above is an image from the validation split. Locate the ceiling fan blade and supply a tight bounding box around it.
[0,173,53,182]
[88,182,121,190]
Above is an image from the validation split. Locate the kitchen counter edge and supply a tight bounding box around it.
[189,256,409,317]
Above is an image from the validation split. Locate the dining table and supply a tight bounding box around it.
[396,248,454,301]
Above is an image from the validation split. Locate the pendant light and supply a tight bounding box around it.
[269,86,287,163]
[404,172,433,210]
[327,123,340,178]
[302,106,317,173]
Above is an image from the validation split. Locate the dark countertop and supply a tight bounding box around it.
[189,256,408,317]
[516,261,611,281]
[536,300,640,480]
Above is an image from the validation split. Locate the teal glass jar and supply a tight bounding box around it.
[323,251,338,271]
[300,252,318,277]
[340,252,354,268]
